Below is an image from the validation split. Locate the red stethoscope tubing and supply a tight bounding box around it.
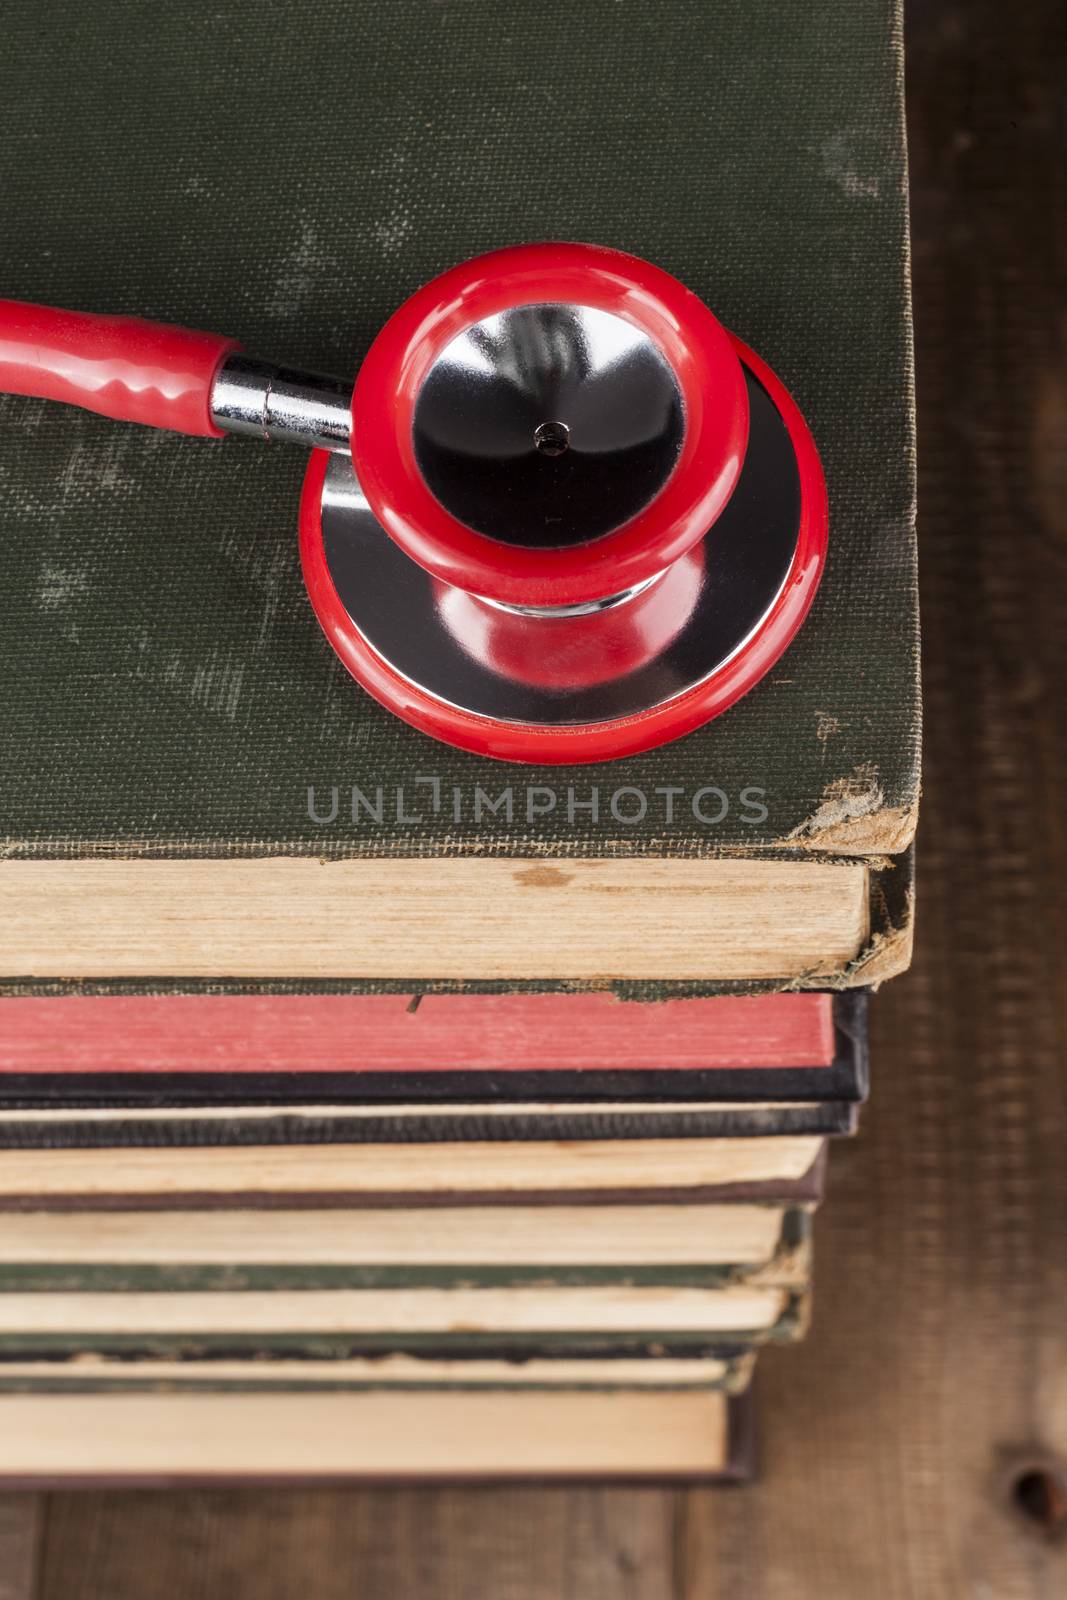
[0,299,239,436]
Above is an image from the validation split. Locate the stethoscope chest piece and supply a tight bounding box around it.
[300,243,827,763]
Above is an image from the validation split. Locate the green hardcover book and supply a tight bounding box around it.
[0,1202,811,1294]
[0,1218,810,1369]
[0,1296,808,1364]
[0,0,917,995]
[0,1349,760,1397]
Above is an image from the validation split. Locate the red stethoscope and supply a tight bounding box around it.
[0,243,826,763]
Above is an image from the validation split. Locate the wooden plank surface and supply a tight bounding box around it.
[0,1498,40,1600]
[39,1489,680,1600]
[21,0,1067,1594]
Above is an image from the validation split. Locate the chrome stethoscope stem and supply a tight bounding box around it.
[210,354,351,453]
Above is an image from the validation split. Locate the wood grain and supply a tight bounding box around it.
[0,1499,40,1600]
[40,1489,679,1600]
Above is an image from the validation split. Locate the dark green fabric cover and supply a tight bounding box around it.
[0,0,917,861]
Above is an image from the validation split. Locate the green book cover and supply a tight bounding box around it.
[0,1351,758,1397]
[0,0,918,992]
[0,1207,810,1293]
[0,1305,808,1363]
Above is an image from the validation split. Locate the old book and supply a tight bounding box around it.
[0,1276,804,1340]
[0,861,875,987]
[0,1218,809,1345]
[0,1102,857,1149]
[0,1387,753,1483]
[0,1182,827,1223]
[0,1201,804,1284]
[0,993,865,1146]
[0,1132,826,1204]
[0,991,867,1109]
[0,0,917,996]
[0,1350,758,1395]
[0,1320,803,1363]
[0,1218,808,1353]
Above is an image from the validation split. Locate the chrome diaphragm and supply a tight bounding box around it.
[410,303,685,551]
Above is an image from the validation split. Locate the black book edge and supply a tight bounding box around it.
[0,1102,857,1150]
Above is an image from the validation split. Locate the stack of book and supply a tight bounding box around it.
[0,0,917,1483]
[0,989,869,1480]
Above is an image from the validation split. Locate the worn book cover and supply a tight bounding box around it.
[0,0,918,995]
[0,992,867,1109]
[0,1102,857,1148]
[0,1349,759,1396]
[0,1300,808,1364]
[0,1204,811,1293]
[0,1142,829,1211]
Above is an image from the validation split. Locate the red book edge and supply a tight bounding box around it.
[0,992,834,1075]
